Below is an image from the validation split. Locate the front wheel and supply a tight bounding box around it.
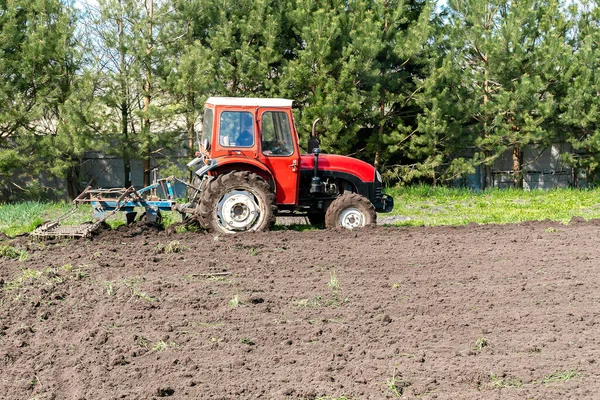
[325,193,376,229]
[198,171,276,233]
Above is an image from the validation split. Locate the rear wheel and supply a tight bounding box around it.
[198,171,276,233]
[325,193,376,229]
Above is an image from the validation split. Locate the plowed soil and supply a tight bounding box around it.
[2,219,600,399]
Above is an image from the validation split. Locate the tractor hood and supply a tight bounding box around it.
[300,154,375,183]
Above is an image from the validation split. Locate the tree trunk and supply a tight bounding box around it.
[374,93,385,168]
[118,15,131,188]
[187,90,195,183]
[512,145,524,189]
[143,0,153,187]
[122,101,131,188]
[66,160,80,200]
[482,67,491,190]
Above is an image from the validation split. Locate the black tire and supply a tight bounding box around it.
[198,171,276,233]
[325,193,376,229]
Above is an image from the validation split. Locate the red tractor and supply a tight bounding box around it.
[182,97,393,233]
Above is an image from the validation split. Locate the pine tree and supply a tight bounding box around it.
[0,0,79,199]
[560,0,600,187]
[413,0,571,188]
[279,0,378,155]
[81,0,180,188]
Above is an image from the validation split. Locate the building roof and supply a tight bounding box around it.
[205,97,294,108]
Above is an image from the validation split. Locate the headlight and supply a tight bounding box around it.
[375,170,382,183]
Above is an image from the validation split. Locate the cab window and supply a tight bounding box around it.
[261,111,293,156]
[219,111,254,147]
[202,108,213,148]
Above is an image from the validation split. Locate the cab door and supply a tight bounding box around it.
[257,108,300,205]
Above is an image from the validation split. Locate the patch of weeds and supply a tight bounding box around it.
[541,370,578,384]
[545,227,557,233]
[3,266,66,292]
[165,240,186,254]
[136,336,149,349]
[230,243,262,256]
[205,274,231,283]
[28,376,40,390]
[0,244,28,261]
[64,264,89,280]
[228,294,244,308]
[392,282,401,289]
[387,369,411,397]
[240,337,255,346]
[104,281,117,296]
[473,337,488,351]
[296,294,349,308]
[327,270,340,292]
[132,289,156,302]
[152,340,176,352]
[105,219,126,230]
[296,296,323,307]
[182,272,232,283]
[122,277,157,302]
[174,224,188,234]
[489,374,523,388]
[155,240,187,254]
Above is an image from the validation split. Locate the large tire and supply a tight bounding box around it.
[325,193,376,229]
[198,171,276,233]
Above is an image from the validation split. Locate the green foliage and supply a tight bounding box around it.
[2,0,600,193]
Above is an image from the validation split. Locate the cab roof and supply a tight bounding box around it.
[205,97,294,108]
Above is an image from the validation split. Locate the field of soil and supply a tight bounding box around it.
[2,219,600,399]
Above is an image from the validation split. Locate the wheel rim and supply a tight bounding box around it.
[217,190,260,231]
[338,208,365,229]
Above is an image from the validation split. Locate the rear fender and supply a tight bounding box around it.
[209,158,274,189]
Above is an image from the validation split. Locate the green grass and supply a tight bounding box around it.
[2,187,600,236]
[0,201,92,236]
[385,186,600,226]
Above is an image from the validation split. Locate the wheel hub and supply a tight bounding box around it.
[339,208,365,229]
[217,190,259,231]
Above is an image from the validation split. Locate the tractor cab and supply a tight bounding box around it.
[195,97,301,205]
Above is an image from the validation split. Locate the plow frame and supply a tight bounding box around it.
[31,173,200,238]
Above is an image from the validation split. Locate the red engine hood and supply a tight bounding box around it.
[300,154,375,183]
